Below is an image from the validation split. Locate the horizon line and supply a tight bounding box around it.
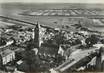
[1,2,104,4]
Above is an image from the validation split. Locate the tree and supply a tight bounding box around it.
[0,37,6,46]
[26,38,34,50]
[23,43,40,72]
[54,31,65,47]
[85,34,99,47]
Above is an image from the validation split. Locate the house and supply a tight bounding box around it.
[0,49,15,65]
[58,44,70,57]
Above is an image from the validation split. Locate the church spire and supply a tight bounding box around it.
[34,21,40,48]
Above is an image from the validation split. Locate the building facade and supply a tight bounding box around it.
[0,49,15,65]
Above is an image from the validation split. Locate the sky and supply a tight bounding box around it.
[0,0,104,3]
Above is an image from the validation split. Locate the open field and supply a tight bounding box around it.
[20,9,104,16]
[1,3,104,32]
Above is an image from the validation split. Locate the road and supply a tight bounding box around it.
[54,45,100,72]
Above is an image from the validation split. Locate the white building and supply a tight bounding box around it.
[0,49,15,65]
